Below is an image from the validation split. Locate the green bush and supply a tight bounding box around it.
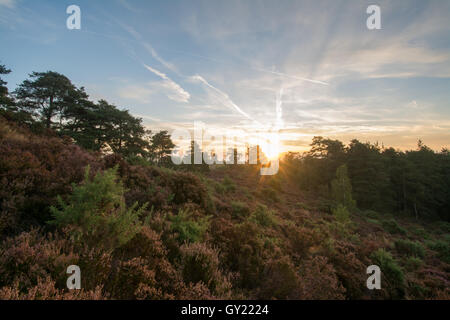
[362,210,379,219]
[231,201,251,219]
[249,204,277,227]
[426,240,450,264]
[332,204,351,224]
[260,186,279,202]
[405,256,423,271]
[49,166,146,251]
[169,209,210,244]
[394,239,425,258]
[222,176,236,193]
[410,227,430,240]
[382,219,407,235]
[435,221,450,234]
[370,249,405,298]
[366,218,381,225]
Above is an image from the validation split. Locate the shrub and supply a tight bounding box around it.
[405,256,423,271]
[394,239,425,258]
[49,166,146,251]
[0,123,102,236]
[179,242,231,298]
[362,210,379,219]
[249,204,277,227]
[370,249,405,298]
[0,277,104,300]
[213,221,265,290]
[222,176,236,193]
[260,186,279,202]
[434,221,450,234]
[231,201,250,219]
[366,218,381,225]
[285,224,324,260]
[332,204,351,224]
[258,256,300,299]
[426,240,450,264]
[410,227,430,240]
[382,219,407,235]
[298,256,346,299]
[168,209,210,244]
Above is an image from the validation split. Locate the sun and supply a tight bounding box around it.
[260,132,281,160]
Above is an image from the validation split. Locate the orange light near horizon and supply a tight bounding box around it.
[260,132,281,160]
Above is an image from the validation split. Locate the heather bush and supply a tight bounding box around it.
[259,186,279,203]
[214,221,266,290]
[298,256,346,299]
[324,240,367,299]
[107,257,161,299]
[258,255,301,299]
[0,277,104,300]
[179,242,232,298]
[284,224,324,261]
[49,166,146,251]
[0,229,76,291]
[0,123,102,236]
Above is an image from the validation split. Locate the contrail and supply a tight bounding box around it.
[255,68,329,86]
[191,75,263,126]
[144,64,190,103]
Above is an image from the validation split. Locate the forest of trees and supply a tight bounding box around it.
[283,137,450,222]
[0,65,174,162]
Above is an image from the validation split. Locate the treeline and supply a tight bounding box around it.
[0,64,174,164]
[284,137,450,221]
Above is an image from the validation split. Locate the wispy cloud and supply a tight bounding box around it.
[116,0,140,14]
[191,74,261,126]
[0,0,16,8]
[144,64,190,103]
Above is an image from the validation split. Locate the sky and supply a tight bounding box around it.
[1,0,450,153]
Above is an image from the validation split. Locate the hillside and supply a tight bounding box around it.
[0,116,449,300]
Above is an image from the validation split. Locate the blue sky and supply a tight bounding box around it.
[1,0,450,152]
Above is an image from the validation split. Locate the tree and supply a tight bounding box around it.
[331,164,356,210]
[346,139,390,211]
[0,64,14,110]
[99,101,149,157]
[14,71,79,128]
[150,130,175,165]
[62,99,150,157]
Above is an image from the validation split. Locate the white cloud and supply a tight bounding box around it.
[0,0,16,8]
[144,64,190,103]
